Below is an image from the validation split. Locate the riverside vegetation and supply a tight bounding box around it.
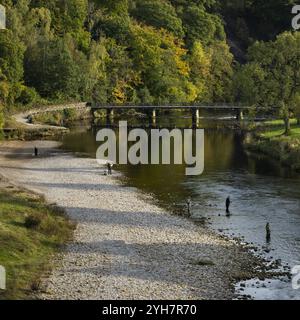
[246,120,300,171]
[0,175,75,299]
[0,1,299,162]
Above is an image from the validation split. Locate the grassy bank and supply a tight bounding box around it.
[2,103,85,140]
[246,122,300,171]
[30,107,91,126]
[0,179,75,300]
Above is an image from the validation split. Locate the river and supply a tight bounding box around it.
[61,112,300,300]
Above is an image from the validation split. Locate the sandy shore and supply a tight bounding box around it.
[0,140,259,300]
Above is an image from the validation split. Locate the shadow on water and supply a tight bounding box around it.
[62,113,300,300]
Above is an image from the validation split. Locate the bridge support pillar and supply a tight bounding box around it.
[236,109,244,121]
[151,109,157,126]
[108,109,114,118]
[192,109,200,128]
[106,109,115,125]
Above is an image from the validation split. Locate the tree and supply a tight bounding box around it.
[235,32,300,135]
[207,41,234,102]
[220,0,299,49]
[24,36,85,99]
[188,41,211,102]
[233,63,264,105]
[129,23,195,104]
[92,0,129,15]
[30,0,90,51]
[0,29,25,105]
[130,0,184,37]
[181,5,225,47]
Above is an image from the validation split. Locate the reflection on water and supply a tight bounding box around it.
[62,114,300,300]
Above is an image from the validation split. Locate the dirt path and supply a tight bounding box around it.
[12,102,88,131]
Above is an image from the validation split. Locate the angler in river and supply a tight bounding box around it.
[226,196,231,216]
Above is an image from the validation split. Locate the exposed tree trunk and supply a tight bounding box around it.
[284,117,291,135]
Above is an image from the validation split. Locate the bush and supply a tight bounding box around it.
[63,108,77,121]
[24,213,42,229]
[17,87,38,105]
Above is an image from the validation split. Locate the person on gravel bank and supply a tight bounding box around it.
[107,162,113,175]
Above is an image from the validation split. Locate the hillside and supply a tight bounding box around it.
[0,0,298,126]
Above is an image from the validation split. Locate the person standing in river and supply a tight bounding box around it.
[186,198,192,216]
[226,196,231,215]
[266,223,271,242]
[34,147,38,157]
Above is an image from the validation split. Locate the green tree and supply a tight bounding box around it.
[188,41,211,102]
[24,36,85,99]
[207,41,233,102]
[0,29,25,105]
[181,5,225,47]
[129,23,195,104]
[235,32,300,135]
[233,63,264,105]
[130,0,184,37]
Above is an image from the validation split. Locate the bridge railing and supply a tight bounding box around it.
[90,102,251,109]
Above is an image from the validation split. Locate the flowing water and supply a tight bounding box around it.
[61,113,300,300]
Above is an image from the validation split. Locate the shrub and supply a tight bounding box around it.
[17,86,38,105]
[24,213,42,229]
[63,108,77,121]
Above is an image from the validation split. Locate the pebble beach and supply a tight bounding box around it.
[0,141,259,300]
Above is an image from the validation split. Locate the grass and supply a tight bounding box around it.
[263,118,298,126]
[245,121,300,171]
[0,185,75,300]
[31,108,86,126]
[260,126,300,139]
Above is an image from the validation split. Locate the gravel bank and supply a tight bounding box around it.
[0,141,260,300]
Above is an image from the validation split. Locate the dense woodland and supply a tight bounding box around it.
[0,0,299,131]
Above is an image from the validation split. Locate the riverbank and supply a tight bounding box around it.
[2,103,89,140]
[0,173,74,299]
[245,123,300,171]
[0,140,265,300]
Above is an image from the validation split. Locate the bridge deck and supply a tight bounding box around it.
[91,105,250,110]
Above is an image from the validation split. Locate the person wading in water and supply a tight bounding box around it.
[186,198,192,217]
[226,196,231,216]
[266,223,271,242]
